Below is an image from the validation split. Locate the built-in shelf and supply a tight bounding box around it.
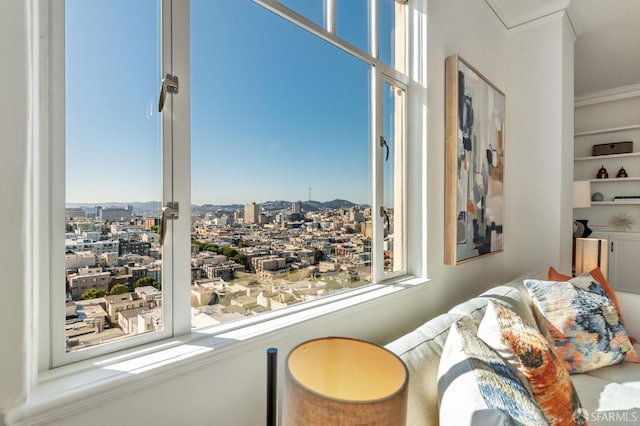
[575,152,640,162]
[591,201,640,205]
[587,177,640,183]
[574,123,640,210]
[574,124,640,137]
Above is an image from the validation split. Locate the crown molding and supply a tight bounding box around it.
[575,83,640,108]
[484,0,571,29]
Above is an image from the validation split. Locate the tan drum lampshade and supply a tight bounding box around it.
[575,237,608,277]
[282,337,408,426]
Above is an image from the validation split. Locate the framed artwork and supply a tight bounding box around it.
[444,55,505,265]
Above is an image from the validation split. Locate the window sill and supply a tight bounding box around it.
[8,276,428,425]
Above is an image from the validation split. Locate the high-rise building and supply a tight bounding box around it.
[292,202,302,215]
[244,202,260,224]
[100,206,134,222]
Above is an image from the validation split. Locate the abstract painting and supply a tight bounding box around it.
[445,55,505,265]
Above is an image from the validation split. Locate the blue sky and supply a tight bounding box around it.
[65,0,390,206]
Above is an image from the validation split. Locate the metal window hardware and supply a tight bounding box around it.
[380,206,390,232]
[379,136,389,161]
[158,73,179,112]
[159,201,179,246]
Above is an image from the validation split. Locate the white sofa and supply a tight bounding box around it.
[386,272,640,426]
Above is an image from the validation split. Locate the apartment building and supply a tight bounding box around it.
[244,202,260,224]
[67,267,111,300]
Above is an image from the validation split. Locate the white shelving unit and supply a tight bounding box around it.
[574,125,640,205]
[574,98,640,294]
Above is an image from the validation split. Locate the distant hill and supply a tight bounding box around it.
[192,199,366,214]
[192,204,243,215]
[261,199,362,212]
[68,199,367,215]
[66,201,162,214]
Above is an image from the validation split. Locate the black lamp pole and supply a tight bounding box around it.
[267,347,278,426]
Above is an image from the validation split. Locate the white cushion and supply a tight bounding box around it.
[571,373,640,414]
[448,272,544,331]
[385,312,464,426]
[437,319,548,426]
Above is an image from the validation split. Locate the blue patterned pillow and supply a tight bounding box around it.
[524,279,634,373]
[438,320,549,426]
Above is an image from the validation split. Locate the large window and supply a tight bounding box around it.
[51,0,410,366]
[63,0,168,355]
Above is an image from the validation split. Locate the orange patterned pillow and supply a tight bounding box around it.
[548,266,636,344]
[478,301,584,425]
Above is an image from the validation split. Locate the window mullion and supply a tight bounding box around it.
[254,0,376,68]
[326,0,336,34]
[371,0,384,283]
[370,0,379,59]
[372,67,384,283]
[168,0,191,337]
[46,0,66,370]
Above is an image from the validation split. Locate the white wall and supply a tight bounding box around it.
[0,0,29,421]
[504,13,575,276]
[0,0,574,424]
[425,0,508,289]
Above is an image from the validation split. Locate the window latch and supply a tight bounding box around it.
[380,206,390,232]
[158,73,179,112]
[379,136,389,161]
[159,201,179,246]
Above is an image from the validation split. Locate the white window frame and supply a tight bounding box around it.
[34,0,424,372]
[39,0,192,368]
[253,0,409,282]
[15,2,426,420]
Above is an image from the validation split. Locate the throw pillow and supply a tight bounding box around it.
[478,301,584,425]
[548,266,625,324]
[525,278,634,373]
[548,266,637,345]
[437,319,549,426]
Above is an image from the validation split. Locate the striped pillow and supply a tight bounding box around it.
[438,319,549,426]
[478,301,584,425]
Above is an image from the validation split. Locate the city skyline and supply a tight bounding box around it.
[64,183,378,351]
[65,198,370,211]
